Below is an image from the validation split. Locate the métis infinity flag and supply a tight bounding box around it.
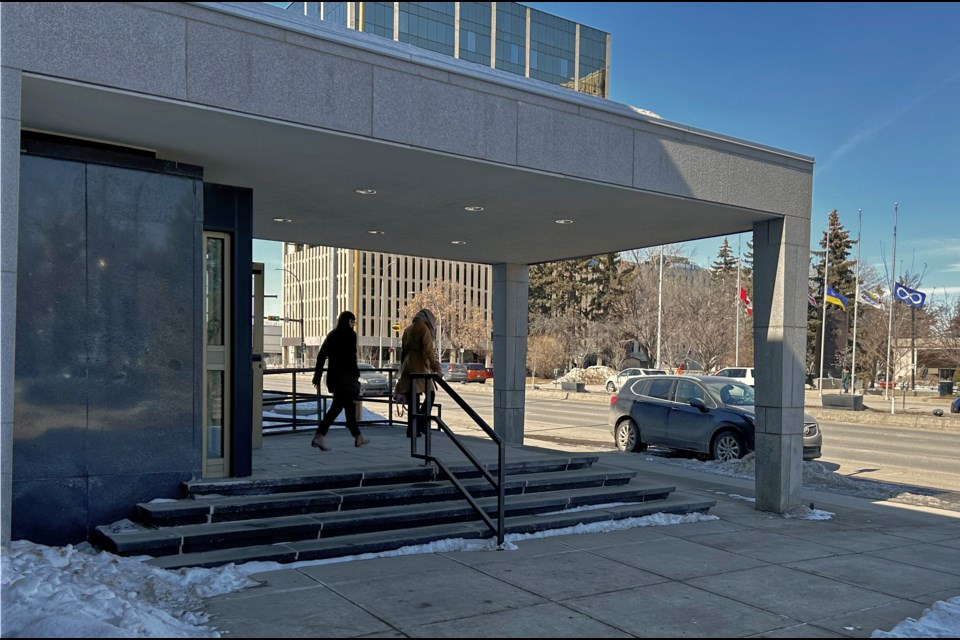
[894,282,926,308]
[825,286,848,310]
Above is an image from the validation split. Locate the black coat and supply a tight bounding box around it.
[312,325,360,396]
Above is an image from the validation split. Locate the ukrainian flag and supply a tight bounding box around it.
[825,286,848,310]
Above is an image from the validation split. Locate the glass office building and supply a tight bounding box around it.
[288,2,609,98]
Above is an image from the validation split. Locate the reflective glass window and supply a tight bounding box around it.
[578,24,607,97]
[459,2,491,66]
[362,2,394,39]
[529,8,575,88]
[495,2,526,76]
[323,2,349,26]
[399,2,455,56]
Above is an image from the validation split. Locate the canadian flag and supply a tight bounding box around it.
[739,287,753,316]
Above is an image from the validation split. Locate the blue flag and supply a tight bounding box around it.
[857,286,884,310]
[893,282,926,308]
[825,286,848,310]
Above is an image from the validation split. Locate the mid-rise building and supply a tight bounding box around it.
[287,2,610,98]
[281,244,492,366]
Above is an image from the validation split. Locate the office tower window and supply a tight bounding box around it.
[399,2,455,56]
[459,2,491,66]
[579,25,607,97]
[529,8,575,88]
[361,2,394,39]
[324,2,349,26]
[495,2,526,76]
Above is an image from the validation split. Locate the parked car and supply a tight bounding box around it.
[714,367,756,387]
[952,395,960,414]
[357,363,390,396]
[484,367,494,380]
[440,362,468,383]
[609,375,822,462]
[465,363,488,383]
[605,368,667,393]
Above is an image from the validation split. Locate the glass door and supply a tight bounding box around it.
[203,232,231,477]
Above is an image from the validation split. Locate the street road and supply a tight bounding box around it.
[444,388,960,493]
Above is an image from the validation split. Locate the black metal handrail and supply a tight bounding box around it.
[409,372,505,547]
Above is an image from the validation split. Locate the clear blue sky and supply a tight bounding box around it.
[257,2,960,314]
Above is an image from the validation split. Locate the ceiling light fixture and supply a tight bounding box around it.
[450,240,467,245]
[272,217,292,223]
[354,188,377,195]
[464,205,484,212]
[555,219,574,225]
[367,230,385,235]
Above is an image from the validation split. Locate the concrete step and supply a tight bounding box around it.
[98,480,675,558]
[183,455,601,497]
[145,492,715,569]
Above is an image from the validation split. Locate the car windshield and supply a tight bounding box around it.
[704,380,755,406]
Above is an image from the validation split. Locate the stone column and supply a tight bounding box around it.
[1,64,22,544]
[492,263,528,444]
[752,216,810,513]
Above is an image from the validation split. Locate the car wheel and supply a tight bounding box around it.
[606,381,617,392]
[615,419,645,453]
[712,430,745,462]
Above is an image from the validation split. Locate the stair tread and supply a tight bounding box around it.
[146,494,715,569]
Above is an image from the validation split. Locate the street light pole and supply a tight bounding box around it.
[276,267,305,367]
[379,258,398,368]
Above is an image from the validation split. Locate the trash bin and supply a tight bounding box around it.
[939,381,954,397]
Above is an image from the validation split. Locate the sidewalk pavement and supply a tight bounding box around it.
[203,426,960,638]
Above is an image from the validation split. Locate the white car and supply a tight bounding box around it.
[605,368,668,392]
[714,367,755,387]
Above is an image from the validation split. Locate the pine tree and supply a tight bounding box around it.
[808,210,858,375]
[742,239,754,279]
[710,238,739,278]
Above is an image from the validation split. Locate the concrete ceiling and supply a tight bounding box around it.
[21,75,777,265]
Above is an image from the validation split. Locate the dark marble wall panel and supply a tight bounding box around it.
[84,166,199,477]
[14,156,89,480]
[87,470,194,530]
[11,476,88,545]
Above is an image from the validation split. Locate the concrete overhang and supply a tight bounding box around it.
[14,1,813,266]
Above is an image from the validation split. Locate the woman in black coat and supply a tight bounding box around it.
[310,311,369,450]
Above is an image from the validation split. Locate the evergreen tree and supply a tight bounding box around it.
[807,210,858,375]
[710,237,739,278]
[742,238,754,279]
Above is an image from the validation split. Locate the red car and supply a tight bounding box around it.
[465,363,488,383]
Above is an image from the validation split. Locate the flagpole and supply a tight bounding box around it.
[851,209,862,396]
[884,203,898,400]
[735,236,741,367]
[818,241,830,398]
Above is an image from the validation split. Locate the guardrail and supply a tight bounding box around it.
[261,366,404,432]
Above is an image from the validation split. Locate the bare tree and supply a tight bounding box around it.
[459,308,492,361]
[400,281,463,362]
[527,334,566,387]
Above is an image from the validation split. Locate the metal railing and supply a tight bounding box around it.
[261,366,403,432]
[409,372,505,546]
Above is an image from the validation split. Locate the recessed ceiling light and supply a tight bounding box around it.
[354,188,377,195]
[555,219,574,224]
[368,230,385,235]
[464,205,484,212]
[450,240,467,245]
[273,217,292,223]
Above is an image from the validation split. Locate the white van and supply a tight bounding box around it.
[714,367,755,387]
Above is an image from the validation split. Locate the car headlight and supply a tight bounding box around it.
[803,422,819,437]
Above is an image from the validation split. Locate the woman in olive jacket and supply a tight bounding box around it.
[310,311,369,450]
[395,309,442,437]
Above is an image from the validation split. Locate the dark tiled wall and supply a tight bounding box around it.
[13,154,203,545]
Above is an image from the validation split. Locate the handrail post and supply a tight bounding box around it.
[292,369,298,431]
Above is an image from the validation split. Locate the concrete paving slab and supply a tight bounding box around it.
[587,535,769,580]
[785,554,960,599]
[563,581,796,637]
[687,565,893,622]
[867,541,960,573]
[772,526,929,553]
[438,538,580,567]
[404,601,632,638]
[537,526,671,550]
[298,554,547,628]
[745,622,845,637]
[879,523,960,542]
[205,582,392,637]
[689,528,851,564]
[808,598,933,638]
[649,516,749,539]
[465,549,668,600]
[934,537,960,550]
